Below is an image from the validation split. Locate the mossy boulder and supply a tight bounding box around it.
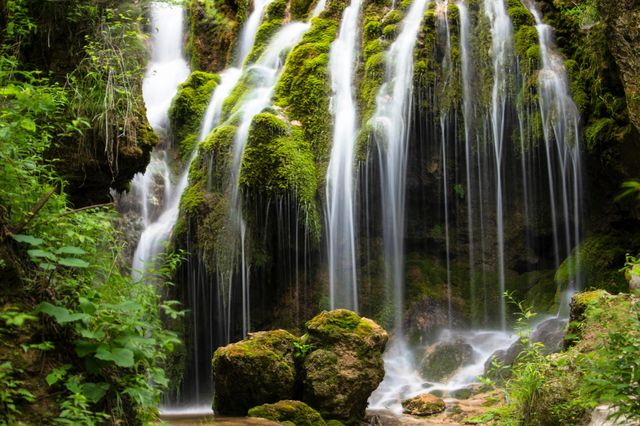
[248,400,326,425]
[212,329,299,415]
[420,340,475,382]
[302,309,388,425]
[401,393,446,416]
[565,290,609,348]
[169,71,219,158]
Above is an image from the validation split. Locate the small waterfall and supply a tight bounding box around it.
[367,0,431,410]
[457,0,479,325]
[371,0,431,332]
[483,0,514,330]
[131,2,190,279]
[237,0,276,66]
[325,0,364,311]
[523,0,582,288]
[228,21,314,336]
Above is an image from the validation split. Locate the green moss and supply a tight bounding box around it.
[249,400,326,425]
[187,0,241,72]
[243,0,287,65]
[555,234,628,294]
[291,0,316,20]
[169,71,220,158]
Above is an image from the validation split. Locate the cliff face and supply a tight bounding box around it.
[597,0,640,134]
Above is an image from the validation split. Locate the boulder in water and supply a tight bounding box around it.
[212,330,299,415]
[248,400,326,425]
[401,393,446,416]
[302,309,388,425]
[420,340,475,382]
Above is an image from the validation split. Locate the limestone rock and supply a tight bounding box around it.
[248,400,326,426]
[302,309,388,425]
[212,330,299,415]
[401,393,446,416]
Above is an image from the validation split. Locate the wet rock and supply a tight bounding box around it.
[531,317,568,354]
[302,309,388,425]
[420,340,475,382]
[248,400,326,425]
[212,330,299,415]
[401,394,446,416]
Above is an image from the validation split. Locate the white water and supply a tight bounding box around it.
[325,0,364,311]
[484,0,513,330]
[456,1,478,325]
[371,0,430,331]
[237,0,276,66]
[369,331,515,414]
[131,2,190,279]
[523,0,582,284]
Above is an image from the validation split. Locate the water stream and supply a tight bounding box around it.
[325,0,364,311]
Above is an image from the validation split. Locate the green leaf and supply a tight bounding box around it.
[12,234,43,246]
[57,258,90,268]
[46,365,70,386]
[37,303,89,324]
[82,382,109,403]
[38,262,56,271]
[74,340,98,358]
[27,249,56,260]
[95,346,135,368]
[55,246,87,255]
[78,328,105,340]
[19,118,36,132]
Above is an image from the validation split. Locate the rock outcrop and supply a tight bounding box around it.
[211,310,387,424]
[249,400,326,426]
[212,330,299,415]
[420,340,475,382]
[401,394,446,416]
[302,309,388,425]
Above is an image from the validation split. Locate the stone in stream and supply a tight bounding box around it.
[401,393,446,416]
[212,330,299,415]
[420,340,475,382]
[302,309,388,425]
[248,400,327,425]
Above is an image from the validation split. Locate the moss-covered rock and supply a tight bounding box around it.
[249,400,326,425]
[420,340,475,382]
[401,393,446,416]
[169,71,220,158]
[212,329,299,415]
[555,235,628,294]
[302,309,388,425]
[187,0,245,72]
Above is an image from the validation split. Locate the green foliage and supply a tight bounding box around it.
[0,362,35,425]
[583,297,640,422]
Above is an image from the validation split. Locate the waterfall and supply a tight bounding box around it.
[523,0,582,291]
[237,0,276,66]
[367,0,431,411]
[371,0,431,332]
[228,21,314,336]
[483,0,514,330]
[325,0,364,311]
[130,2,190,279]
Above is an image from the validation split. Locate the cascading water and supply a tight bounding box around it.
[370,0,431,333]
[167,9,322,408]
[371,0,584,413]
[484,0,514,330]
[325,0,363,311]
[523,0,582,292]
[237,0,276,66]
[367,0,432,411]
[130,2,190,279]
